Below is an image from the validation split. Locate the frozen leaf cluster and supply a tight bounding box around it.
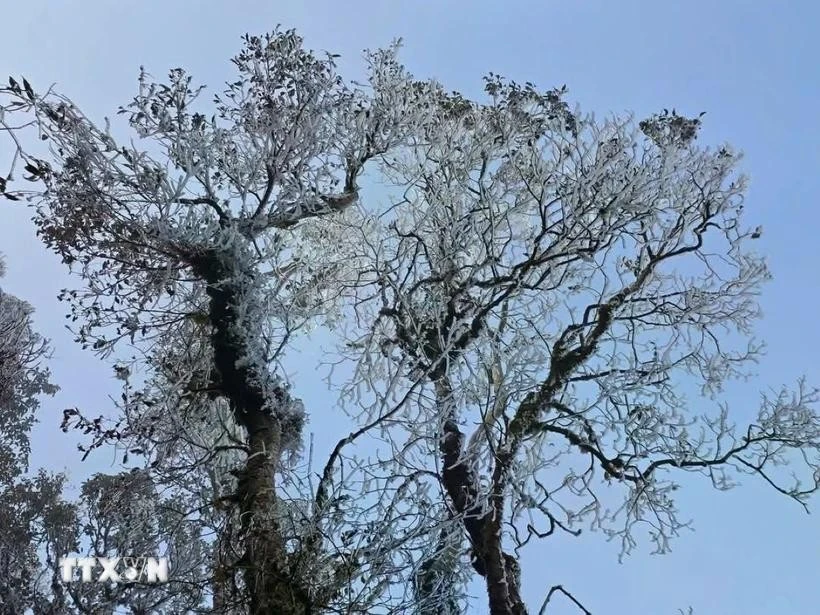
[0,28,817,615]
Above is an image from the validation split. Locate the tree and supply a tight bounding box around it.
[2,29,818,614]
[0,252,57,483]
[0,252,68,612]
[0,256,206,614]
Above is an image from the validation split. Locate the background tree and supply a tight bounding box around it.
[2,29,818,615]
[0,255,207,614]
[0,250,69,613]
[0,251,57,483]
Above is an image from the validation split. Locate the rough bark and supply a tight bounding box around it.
[439,411,526,614]
[190,248,311,614]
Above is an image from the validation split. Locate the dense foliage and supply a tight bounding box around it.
[1,29,818,614]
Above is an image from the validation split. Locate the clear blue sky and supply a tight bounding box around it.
[1,2,819,613]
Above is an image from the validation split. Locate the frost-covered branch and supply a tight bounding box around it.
[2,29,817,615]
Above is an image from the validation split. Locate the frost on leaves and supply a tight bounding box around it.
[1,28,445,615]
[1,28,819,615]
[337,76,819,614]
[0,254,57,483]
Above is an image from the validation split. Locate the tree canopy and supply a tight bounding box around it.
[1,28,818,615]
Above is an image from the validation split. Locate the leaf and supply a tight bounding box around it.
[22,77,34,100]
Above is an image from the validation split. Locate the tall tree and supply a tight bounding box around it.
[3,30,442,614]
[2,30,818,614]
[334,84,820,613]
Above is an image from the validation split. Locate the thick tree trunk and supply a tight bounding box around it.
[435,378,527,615]
[191,248,311,614]
[237,417,306,614]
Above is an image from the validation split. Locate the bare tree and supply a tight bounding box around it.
[1,29,818,615]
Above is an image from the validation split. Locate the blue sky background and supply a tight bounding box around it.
[1,2,819,613]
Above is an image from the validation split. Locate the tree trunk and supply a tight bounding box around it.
[192,248,311,614]
[436,378,527,615]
